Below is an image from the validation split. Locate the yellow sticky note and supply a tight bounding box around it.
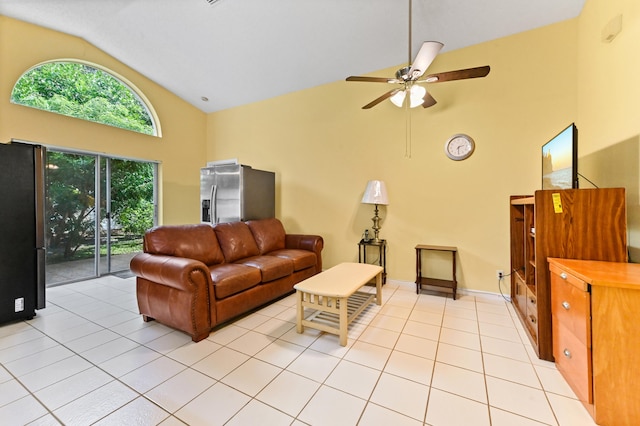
[552,193,563,213]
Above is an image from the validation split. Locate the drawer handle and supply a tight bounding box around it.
[560,272,568,280]
[529,315,537,324]
[529,298,536,305]
[563,348,572,359]
[562,301,571,310]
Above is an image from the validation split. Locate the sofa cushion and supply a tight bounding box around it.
[236,255,294,282]
[144,224,224,266]
[210,263,262,299]
[247,218,286,254]
[268,249,317,271]
[214,222,260,262]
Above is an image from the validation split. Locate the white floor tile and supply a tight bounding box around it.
[383,350,434,385]
[145,368,215,413]
[325,359,381,399]
[480,335,530,362]
[394,333,438,360]
[175,382,250,426]
[220,358,281,396]
[369,372,429,421]
[343,341,391,371]
[486,376,558,425]
[431,362,487,403]
[546,392,596,426]
[256,370,320,417]
[426,388,491,426]
[287,348,340,383]
[0,379,29,407]
[226,399,294,425]
[435,342,484,373]
[53,380,138,426]
[226,330,275,356]
[191,346,249,380]
[0,395,49,425]
[358,402,422,426]
[166,339,222,366]
[298,385,366,426]
[438,326,481,350]
[357,325,400,349]
[489,406,549,426]
[144,330,192,354]
[19,354,93,392]
[534,364,577,398]
[34,367,113,411]
[98,345,161,378]
[119,355,186,393]
[93,396,170,425]
[483,352,541,388]
[254,339,306,368]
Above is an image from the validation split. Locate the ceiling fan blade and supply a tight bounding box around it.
[346,76,400,84]
[421,65,490,83]
[363,89,402,109]
[408,41,444,80]
[421,92,437,108]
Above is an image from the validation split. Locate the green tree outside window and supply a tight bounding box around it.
[11,61,157,136]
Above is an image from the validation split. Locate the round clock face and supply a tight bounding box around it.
[445,134,475,161]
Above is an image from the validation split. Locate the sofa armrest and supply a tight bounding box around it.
[130,252,213,342]
[285,234,324,272]
[130,253,212,292]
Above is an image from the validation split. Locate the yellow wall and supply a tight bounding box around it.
[3,0,637,294]
[207,20,579,291]
[0,17,207,225]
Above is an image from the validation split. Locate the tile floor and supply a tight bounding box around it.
[0,275,597,425]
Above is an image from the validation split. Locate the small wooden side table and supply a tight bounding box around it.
[415,244,458,299]
[358,239,387,284]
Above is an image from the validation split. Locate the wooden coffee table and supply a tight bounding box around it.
[294,262,383,346]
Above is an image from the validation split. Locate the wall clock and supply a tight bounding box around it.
[445,134,475,161]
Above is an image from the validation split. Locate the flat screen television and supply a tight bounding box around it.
[542,123,578,189]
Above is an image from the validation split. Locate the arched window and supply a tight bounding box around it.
[11,60,161,137]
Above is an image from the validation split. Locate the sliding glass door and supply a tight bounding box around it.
[45,150,157,285]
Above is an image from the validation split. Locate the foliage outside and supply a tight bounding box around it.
[11,62,155,135]
[46,152,154,262]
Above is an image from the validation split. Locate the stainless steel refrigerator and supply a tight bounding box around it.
[0,141,46,325]
[200,162,275,224]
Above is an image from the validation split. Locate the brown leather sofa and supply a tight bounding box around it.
[130,218,323,342]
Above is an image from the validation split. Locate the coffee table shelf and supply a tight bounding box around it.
[294,262,383,346]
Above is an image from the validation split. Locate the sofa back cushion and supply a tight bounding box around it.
[144,224,225,265]
[214,221,260,262]
[246,218,286,254]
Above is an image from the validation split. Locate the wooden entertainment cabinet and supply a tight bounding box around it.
[509,188,627,361]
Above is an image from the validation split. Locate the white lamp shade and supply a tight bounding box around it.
[389,91,406,108]
[361,180,389,205]
[409,85,426,108]
[389,85,427,109]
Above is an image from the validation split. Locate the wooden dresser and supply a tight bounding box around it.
[548,258,640,426]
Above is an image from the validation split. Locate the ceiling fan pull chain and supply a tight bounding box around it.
[405,101,412,158]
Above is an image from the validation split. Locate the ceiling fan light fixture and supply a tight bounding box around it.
[409,85,427,108]
[390,90,406,107]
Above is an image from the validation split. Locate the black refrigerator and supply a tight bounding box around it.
[0,141,46,325]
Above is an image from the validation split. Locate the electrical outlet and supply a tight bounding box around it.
[14,297,24,312]
[496,270,504,279]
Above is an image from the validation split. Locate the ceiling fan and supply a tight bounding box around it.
[346,41,490,109]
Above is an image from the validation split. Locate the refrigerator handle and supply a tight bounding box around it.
[210,184,217,224]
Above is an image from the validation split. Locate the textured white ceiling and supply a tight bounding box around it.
[0,0,585,113]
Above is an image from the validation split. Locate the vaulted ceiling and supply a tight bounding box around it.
[0,0,585,113]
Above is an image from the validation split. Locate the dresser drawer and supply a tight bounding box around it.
[526,286,538,329]
[550,269,591,347]
[553,320,593,403]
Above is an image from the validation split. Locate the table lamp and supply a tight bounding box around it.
[361,180,389,243]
